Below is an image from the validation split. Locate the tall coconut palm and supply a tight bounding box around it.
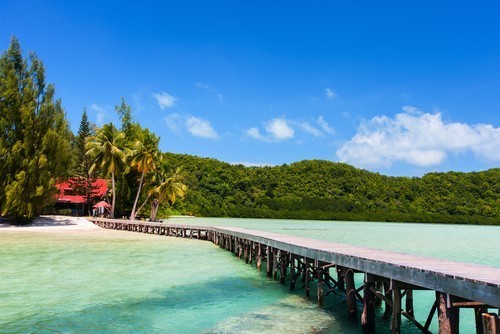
[129,130,161,220]
[85,123,127,218]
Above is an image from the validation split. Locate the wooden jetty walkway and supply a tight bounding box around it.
[91,218,500,334]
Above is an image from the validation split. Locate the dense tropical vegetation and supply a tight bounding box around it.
[163,154,499,225]
[1,38,498,225]
[0,37,73,221]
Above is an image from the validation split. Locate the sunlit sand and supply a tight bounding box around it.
[0,215,99,232]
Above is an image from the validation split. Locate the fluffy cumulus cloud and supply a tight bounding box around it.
[247,116,334,142]
[164,113,219,139]
[337,106,500,168]
[246,118,294,142]
[266,118,295,140]
[185,116,219,139]
[153,91,177,109]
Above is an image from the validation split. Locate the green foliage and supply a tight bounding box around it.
[0,37,73,220]
[129,128,162,220]
[85,123,128,218]
[163,154,499,225]
[70,108,98,215]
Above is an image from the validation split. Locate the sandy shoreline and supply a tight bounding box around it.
[0,215,100,232]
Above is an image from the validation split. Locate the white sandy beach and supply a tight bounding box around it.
[0,215,99,232]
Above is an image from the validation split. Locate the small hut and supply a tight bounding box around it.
[93,201,111,217]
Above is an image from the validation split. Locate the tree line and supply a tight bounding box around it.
[163,154,499,225]
[1,38,498,225]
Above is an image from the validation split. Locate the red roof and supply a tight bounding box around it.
[55,179,109,204]
[93,201,111,208]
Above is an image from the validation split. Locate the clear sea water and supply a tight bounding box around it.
[1,218,498,333]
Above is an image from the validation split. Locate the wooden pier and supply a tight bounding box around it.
[92,218,500,334]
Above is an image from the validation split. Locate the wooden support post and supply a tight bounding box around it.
[374,281,383,308]
[337,266,345,292]
[361,281,376,333]
[475,307,487,334]
[482,313,499,334]
[316,260,324,307]
[304,257,310,298]
[272,248,278,280]
[391,289,401,334]
[383,281,393,320]
[280,251,286,284]
[244,240,249,263]
[406,289,414,318]
[289,254,296,290]
[249,242,253,266]
[266,246,272,277]
[256,243,262,270]
[344,268,357,317]
[436,292,459,334]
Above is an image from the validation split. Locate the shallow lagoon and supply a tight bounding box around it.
[1,218,498,333]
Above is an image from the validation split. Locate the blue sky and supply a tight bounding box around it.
[1,1,499,176]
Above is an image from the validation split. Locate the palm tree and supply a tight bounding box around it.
[149,167,187,221]
[129,130,161,220]
[85,123,127,218]
[133,167,186,221]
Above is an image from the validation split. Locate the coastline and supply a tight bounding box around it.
[0,215,99,232]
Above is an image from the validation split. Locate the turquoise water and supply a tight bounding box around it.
[168,217,500,266]
[1,218,498,333]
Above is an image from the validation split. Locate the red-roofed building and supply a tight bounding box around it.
[55,179,109,215]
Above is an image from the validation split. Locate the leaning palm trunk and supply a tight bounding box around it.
[130,170,145,220]
[134,193,151,219]
[110,172,116,218]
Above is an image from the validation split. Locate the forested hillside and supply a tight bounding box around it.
[162,153,499,225]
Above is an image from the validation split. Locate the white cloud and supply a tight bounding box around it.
[325,88,337,99]
[337,106,500,168]
[153,91,177,109]
[246,127,265,140]
[247,116,335,142]
[90,103,108,125]
[299,122,323,137]
[297,117,335,137]
[185,116,219,139]
[317,116,335,135]
[164,113,183,133]
[164,114,219,139]
[266,118,294,140]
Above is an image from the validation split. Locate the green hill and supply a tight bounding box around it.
[162,153,499,225]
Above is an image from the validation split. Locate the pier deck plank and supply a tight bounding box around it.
[212,226,500,307]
